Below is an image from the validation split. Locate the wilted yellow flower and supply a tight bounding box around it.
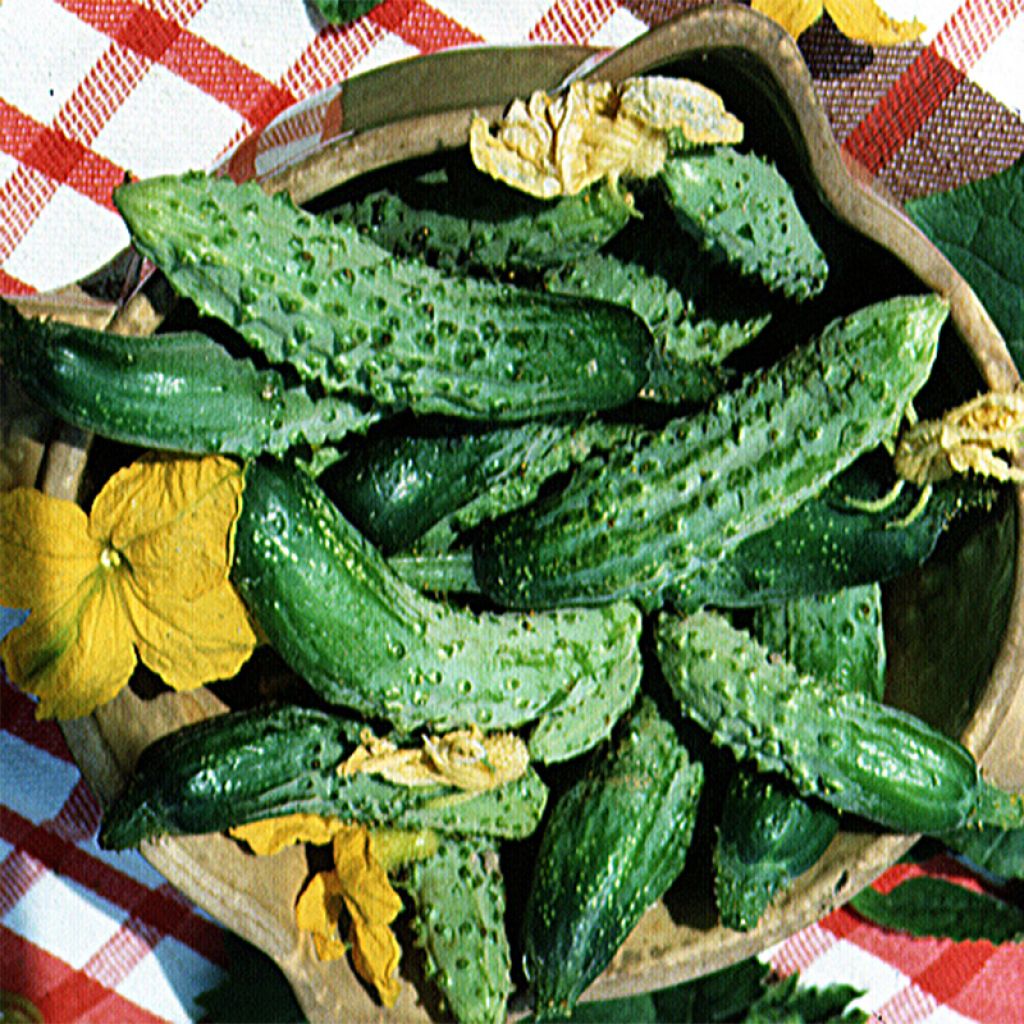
[470,75,743,199]
[0,454,256,718]
[339,725,529,791]
[752,0,924,44]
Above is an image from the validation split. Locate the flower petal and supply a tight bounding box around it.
[333,827,403,1006]
[826,0,925,45]
[751,0,824,39]
[0,488,100,611]
[295,870,348,962]
[2,572,137,718]
[91,455,244,600]
[230,813,345,856]
[120,570,256,691]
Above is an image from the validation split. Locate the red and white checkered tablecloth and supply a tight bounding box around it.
[1,2,1023,1022]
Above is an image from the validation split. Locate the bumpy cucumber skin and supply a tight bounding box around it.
[754,584,887,702]
[659,148,828,301]
[522,698,704,1017]
[656,611,982,833]
[97,704,548,849]
[114,173,650,421]
[320,419,604,555]
[690,460,996,609]
[545,252,769,404]
[0,300,376,457]
[475,294,948,611]
[334,170,630,274]
[231,460,642,753]
[403,837,512,1024]
[715,584,885,930]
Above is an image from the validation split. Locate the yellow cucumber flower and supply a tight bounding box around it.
[752,0,925,44]
[0,454,256,718]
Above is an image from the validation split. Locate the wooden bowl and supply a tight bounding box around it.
[7,6,1023,1021]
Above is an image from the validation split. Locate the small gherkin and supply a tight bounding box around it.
[402,836,512,1024]
[658,146,828,301]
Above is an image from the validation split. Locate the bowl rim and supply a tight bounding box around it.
[14,3,1024,1018]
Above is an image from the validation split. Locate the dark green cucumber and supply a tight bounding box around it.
[319,418,617,555]
[714,584,886,931]
[688,458,997,609]
[655,610,1014,833]
[522,697,703,1018]
[475,294,947,611]
[0,300,376,456]
[231,460,642,758]
[98,704,548,849]
[114,173,650,421]
[545,252,770,404]
[403,836,511,1024]
[333,164,630,274]
[658,147,828,301]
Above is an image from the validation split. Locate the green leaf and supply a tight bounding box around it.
[743,973,867,1023]
[311,1,381,25]
[941,824,1024,880]
[850,876,1024,944]
[906,157,1024,372]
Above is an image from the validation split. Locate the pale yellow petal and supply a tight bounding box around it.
[295,871,348,961]
[0,489,100,611]
[121,570,256,691]
[619,77,744,144]
[752,0,824,39]
[91,454,244,599]
[826,0,925,45]
[2,573,137,718]
[230,813,344,856]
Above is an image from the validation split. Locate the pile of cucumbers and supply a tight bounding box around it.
[2,101,1015,1024]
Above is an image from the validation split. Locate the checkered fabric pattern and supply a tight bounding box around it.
[1,1,1023,1022]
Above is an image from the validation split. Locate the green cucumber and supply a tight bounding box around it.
[522,697,703,1018]
[0,300,376,457]
[655,610,1022,833]
[319,418,618,555]
[389,550,480,594]
[475,294,947,611]
[658,147,828,300]
[403,836,511,1024]
[114,173,650,421]
[231,460,642,758]
[544,252,770,404]
[98,704,548,849]
[714,584,885,931]
[688,458,997,609]
[333,163,630,274]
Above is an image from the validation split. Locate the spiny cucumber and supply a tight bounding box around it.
[522,697,704,1017]
[114,173,650,421]
[332,163,630,274]
[658,147,828,300]
[0,300,376,457]
[714,584,885,931]
[231,460,642,754]
[98,704,548,849]
[474,294,947,611]
[402,836,512,1024]
[544,252,770,404]
[655,610,1019,833]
